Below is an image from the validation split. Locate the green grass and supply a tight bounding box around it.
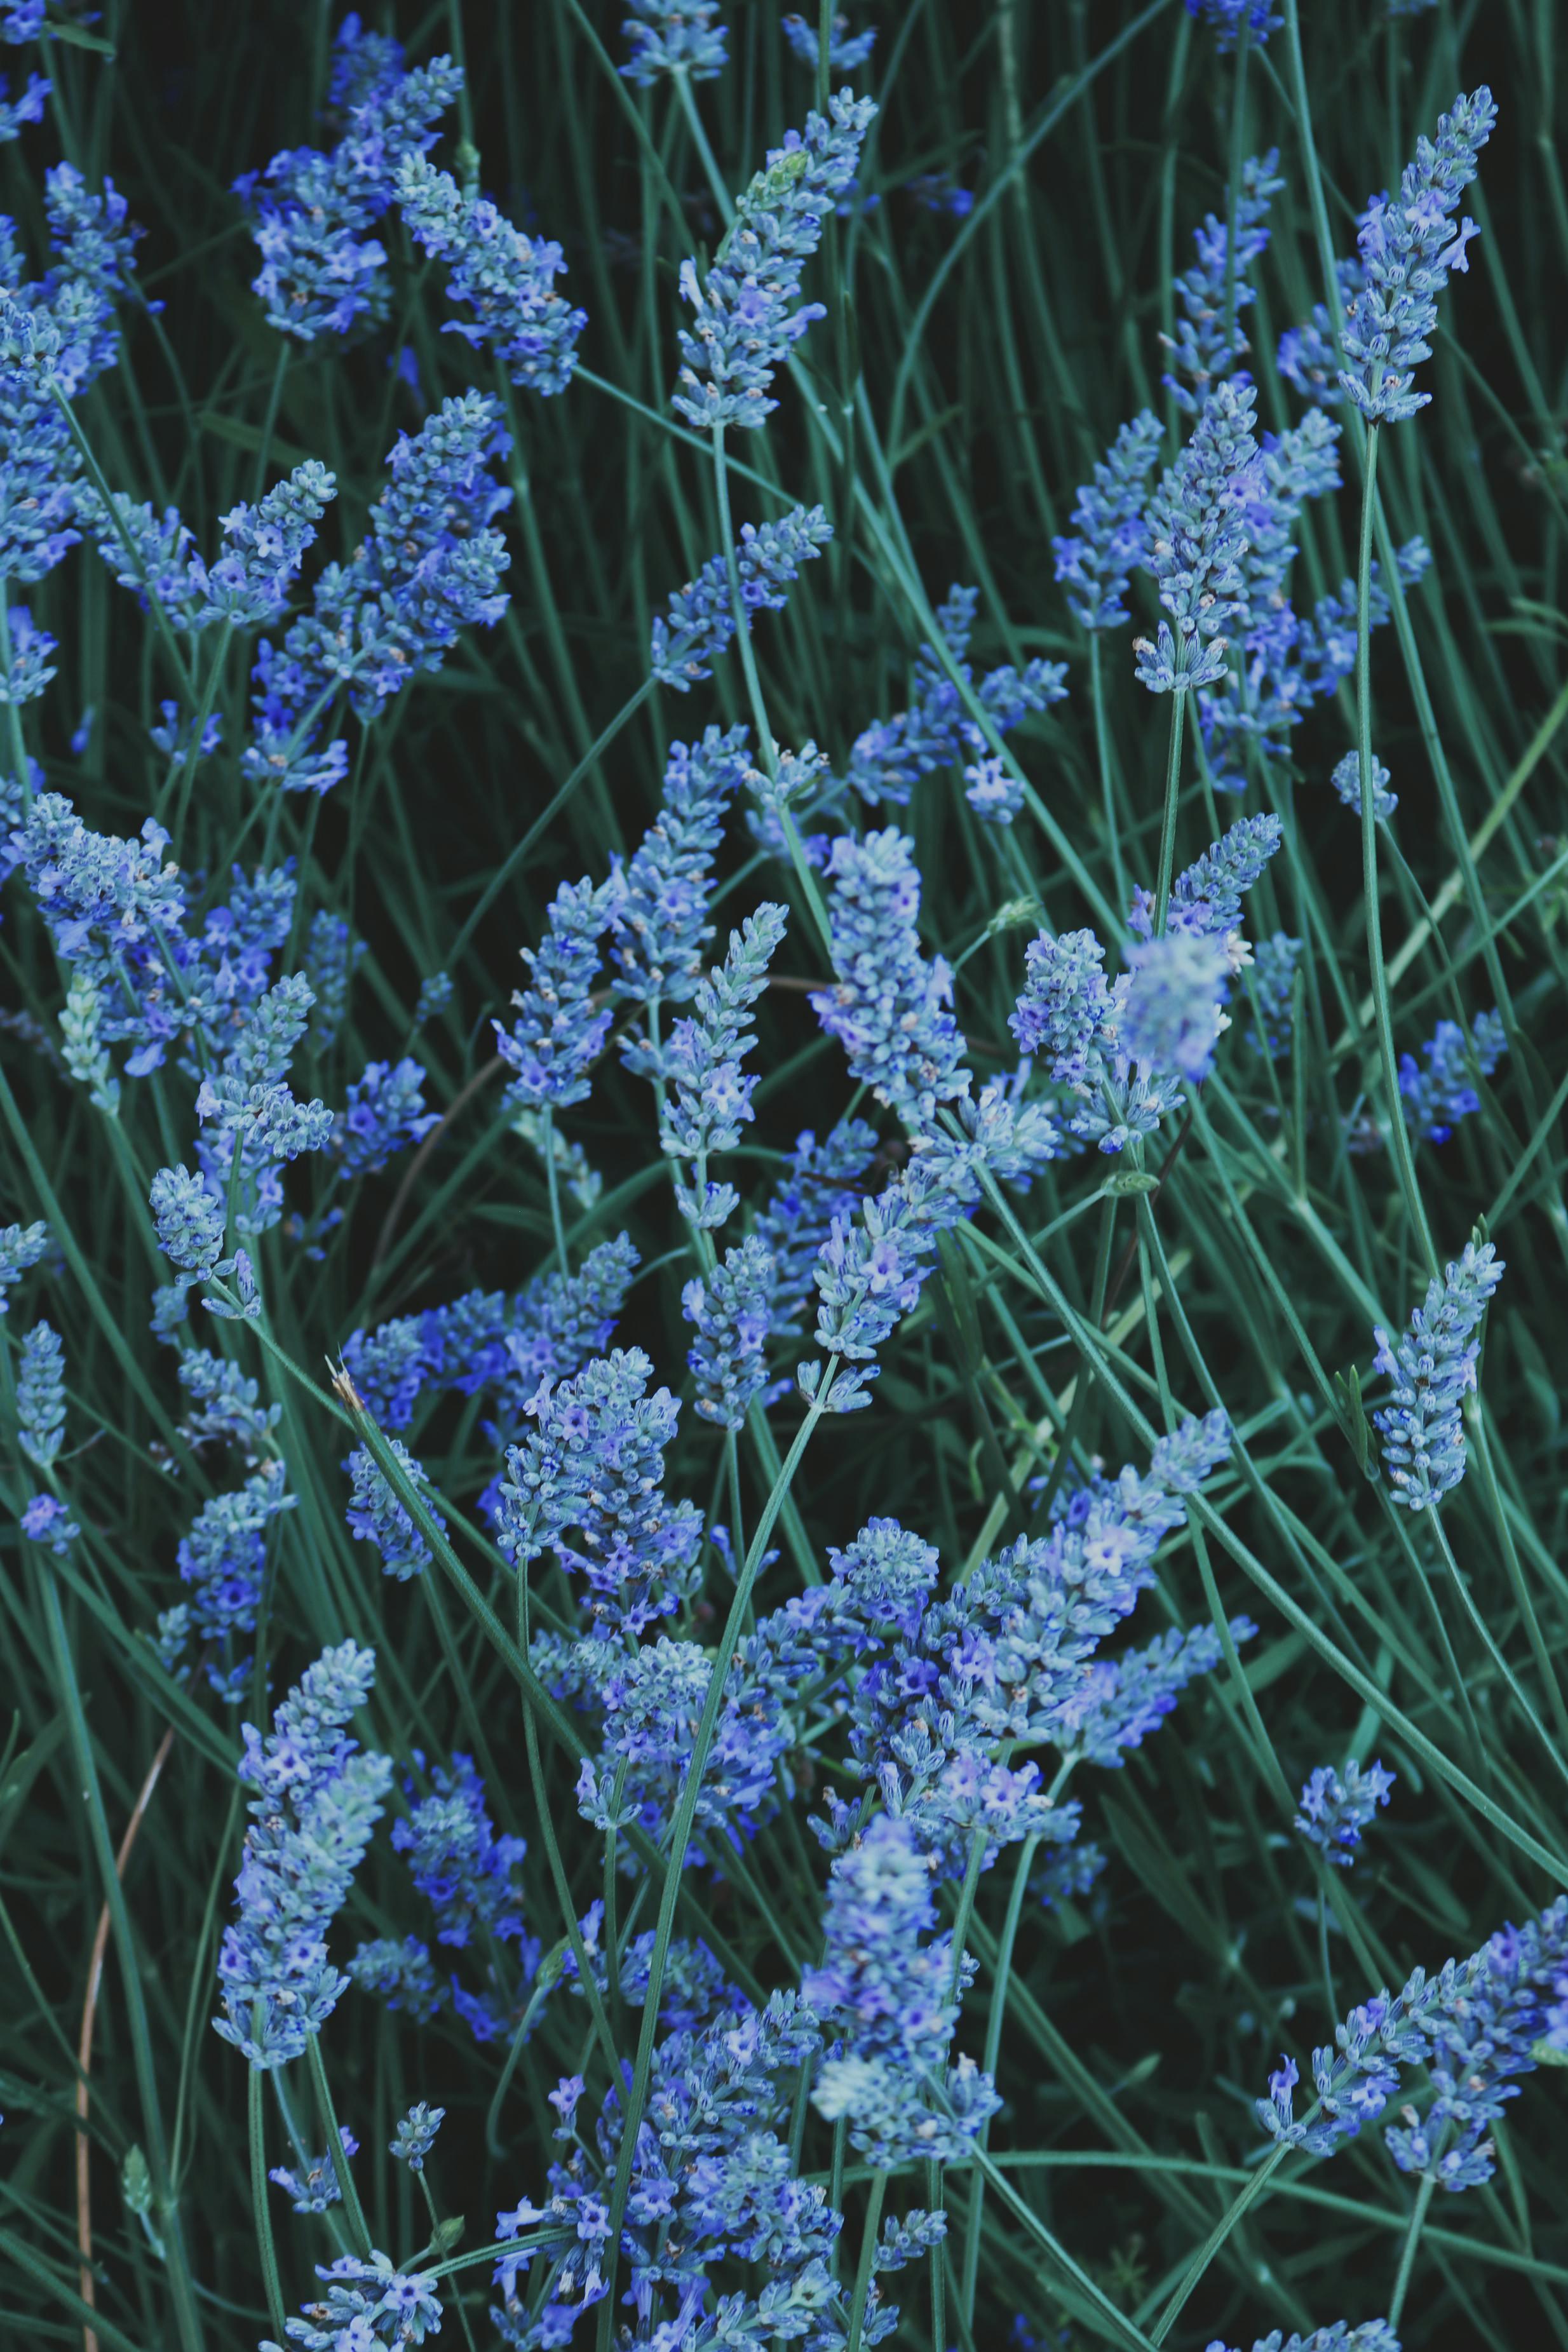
[3,1,1568,2348]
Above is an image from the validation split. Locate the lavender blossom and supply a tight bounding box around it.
[621,0,728,83]
[1295,1759,1396,1867]
[1398,1011,1506,1145]
[811,828,970,1126]
[1370,1240,1503,1510]
[494,877,613,1112]
[396,152,586,395]
[683,1234,776,1427]
[673,90,877,429]
[1135,378,1262,694]
[649,504,832,689]
[213,1640,392,2070]
[1053,412,1163,631]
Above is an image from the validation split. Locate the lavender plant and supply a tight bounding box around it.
[3,13,1564,2352]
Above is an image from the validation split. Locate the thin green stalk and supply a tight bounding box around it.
[1355,424,1435,1273]
[308,2034,374,2258]
[1388,2171,1439,2334]
[42,1572,206,2352]
[845,2170,888,2352]
[1152,686,1185,935]
[249,2065,288,2342]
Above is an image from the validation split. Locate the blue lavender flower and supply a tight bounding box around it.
[390,2103,445,2172]
[1163,151,1284,413]
[329,12,405,110]
[213,1639,391,2070]
[662,903,788,1226]
[332,1057,440,1177]
[606,725,748,1017]
[1245,932,1302,1058]
[269,2128,358,2215]
[812,828,970,1126]
[304,910,365,1050]
[344,1438,445,1581]
[251,393,511,758]
[1332,747,1398,820]
[177,1348,282,1459]
[17,1318,64,1466]
[343,1231,639,1432]
[1340,88,1497,425]
[346,1934,448,2024]
[1053,414,1164,631]
[21,1491,76,1552]
[673,89,877,429]
[839,583,1069,808]
[649,504,832,689]
[683,1234,776,1427]
[194,987,334,1241]
[0,1219,48,1311]
[782,11,877,69]
[1295,1759,1396,1866]
[1206,2328,1400,2352]
[173,1461,295,1700]
[123,461,337,632]
[1371,1240,1503,1511]
[577,1633,794,1855]
[392,1752,527,1950]
[0,59,44,142]
[494,875,612,1112]
[237,51,461,342]
[264,2249,443,2350]
[964,753,1025,825]
[1142,812,1284,943]
[1064,1619,1255,1766]
[0,604,54,703]
[1135,377,1262,694]
[1258,1895,1568,2191]
[1119,933,1232,1082]
[753,1118,880,1327]
[497,1347,703,1636]
[804,1811,999,2165]
[150,1165,226,1277]
[1398,1010,1506,1144]
[621,0,728,84]
[395,153,586,396]
[492,1989,832,2346]
[1185,0,1281,46]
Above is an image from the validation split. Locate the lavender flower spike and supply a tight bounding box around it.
[1135,378,1262,694]
[213,1640,391,2071]
[1341,88,1497,426]
[1370,1239,1503,1510]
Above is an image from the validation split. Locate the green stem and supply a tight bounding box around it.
[42,1572,206,2352]
[249,2065,288,2342]
[1387,2170,1438,2334]
[307,2034,373,2258]
[845,2170,889,2352]
[959,1828,1043,2327]
[1355,423,1435,1273]
[1089,632,1130,911]
[1152,686,1185,935]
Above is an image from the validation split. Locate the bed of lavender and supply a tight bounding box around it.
[3,3,1566,2349]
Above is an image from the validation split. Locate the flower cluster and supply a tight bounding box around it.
[261,2248,443,2351]
[344,1438,445,1581]
[811,827,970,1126]
[213,1640,391,2070]
[331,1057,440,1177]
[682,1233,776,1428]
[252,391,511,784]
[606,726,749,1018]
[804,1812,999,2165]
[494,877,612,1112]
[1370,1239,1504,1510]
[1163,150,1284,412]
[269,2128,358,2217]
[649,503,832,689]
[1011,818,1280,1150]
[621,0,728,84]
[1259,1895,1568,2193]
[396,152,586,395]
[673,89,877,429]
[497,1347,704,1635]
[661,904,788,1226]
[1295,1759,1396,1866]
[1135,377,1262,694]
[1053,412,1164,632]
[162,1460,296,1700]
[236,29,461,342]
[1340,88,1497,424]
[1398,1011,1506,1145]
